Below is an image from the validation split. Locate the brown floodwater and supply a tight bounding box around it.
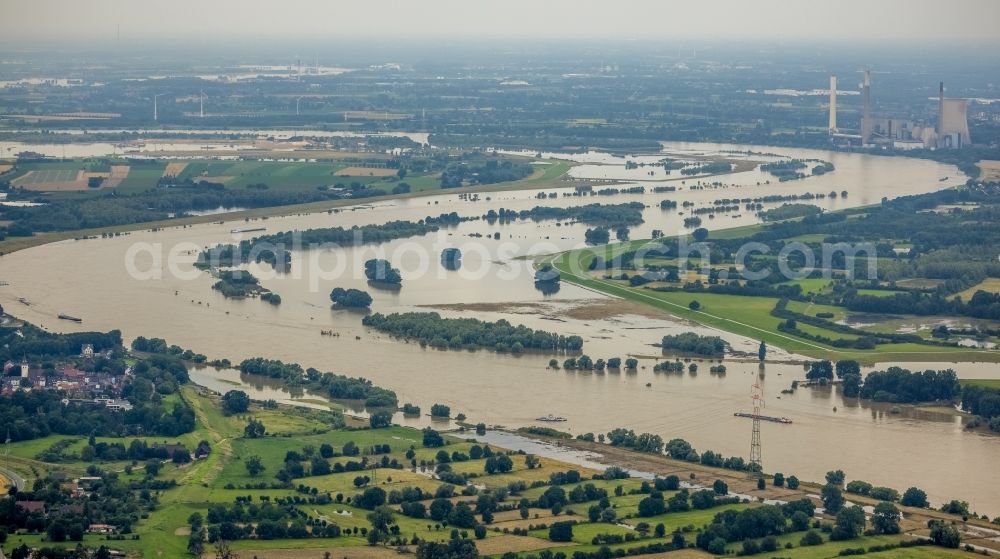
[2,142,998,515]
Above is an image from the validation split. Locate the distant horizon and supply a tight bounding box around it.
[2,0,998,46]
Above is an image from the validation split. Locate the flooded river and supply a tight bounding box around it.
[2,141,998,514]
[0,128,429,158]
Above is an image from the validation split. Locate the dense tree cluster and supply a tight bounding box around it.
[189,499,342,543]
[695,504,801,552]
[761,203,822,221]
[211,269,263,298]
[196,221,439,271]
[361,312,584,353]
[962,384,1000,419]
[584,227,611,245]
[440,159,533,188]
[221,390,250,415]
[857,367,960,403]
[660,332,728,356]
[330,287,373,308]
[759,159,808,180]
[238,357,397,408]
[364,259,403,286]
[487,202,645,228]
[131,336,207,362]
[0,324,121,363]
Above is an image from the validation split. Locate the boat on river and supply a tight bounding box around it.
[58,313,83,323]
[230,227,266,234]
[734,412,792,424]
[536,414,567,422]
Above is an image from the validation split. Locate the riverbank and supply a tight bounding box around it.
[0,157,581,255]
[472,429,1000,548]
[545,247,999,365]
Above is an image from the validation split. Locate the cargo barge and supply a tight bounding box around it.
[734,412,792,424]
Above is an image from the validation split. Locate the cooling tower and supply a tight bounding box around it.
[939,98,971,147]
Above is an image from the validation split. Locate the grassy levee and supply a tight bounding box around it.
[0,160,575,255]
[545,241,1000,364]
[960,379,1000,389]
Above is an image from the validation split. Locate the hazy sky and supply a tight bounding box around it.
[2,0,998,44]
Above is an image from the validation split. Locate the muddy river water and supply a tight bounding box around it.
[2,141,998,514]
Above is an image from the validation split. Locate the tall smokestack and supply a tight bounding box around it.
[938,81,945,135]
[861,69,872,143]
[829,75,838,133]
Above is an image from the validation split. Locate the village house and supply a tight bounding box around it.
[1,358,127,399]
[87,523,118,535]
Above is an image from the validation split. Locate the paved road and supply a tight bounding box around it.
[0,464,26,492]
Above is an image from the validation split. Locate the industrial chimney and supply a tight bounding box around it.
[828,75,838,133]
[938,81,945,135]
[861,70,873,144]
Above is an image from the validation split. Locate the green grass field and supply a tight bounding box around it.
[546,242,1000,364]
[0,381,986,559]
[15,168,78,184]
[960,379,1000,389]
[7,156,565,202]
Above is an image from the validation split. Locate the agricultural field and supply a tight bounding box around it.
[3,158,425,197]
[0,382,985,559]
[979,159,1000,182]
[546,240,1000,363]
[12,168,87,190]
[958,278,1000,301]
[2,154,564,201]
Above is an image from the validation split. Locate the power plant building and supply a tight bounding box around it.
[827,72,971,149]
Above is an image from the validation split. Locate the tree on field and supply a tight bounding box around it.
[822,483,845,514]
[835,360,861,378]
[800,530,823,546]
[245,456,265,477]
[422,428,445,447]
[221,390,250,415]
[830,505,865,540]
[244,419,266,438]
[367,506,396,545]
[369,411,392,429]
[929,520,961,548]
[872,502,901,534]
[484,454,513,474]
[548,521,574,542]
[902,487,929,508]
[825,469,845,485]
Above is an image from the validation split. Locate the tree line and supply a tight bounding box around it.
[238,357,398,408]
[361,312,584,353]
[195,220,441,271]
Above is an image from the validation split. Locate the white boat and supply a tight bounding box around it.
[536,414,567,422]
